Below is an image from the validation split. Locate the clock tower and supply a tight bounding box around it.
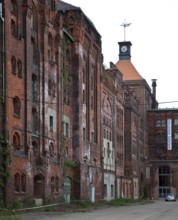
[118,41,132,61]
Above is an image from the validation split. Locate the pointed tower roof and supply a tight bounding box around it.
[116,41,144,81]
[115,60,144,81]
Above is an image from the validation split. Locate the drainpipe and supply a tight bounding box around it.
[0,2,7,204]
[0,3,5,103]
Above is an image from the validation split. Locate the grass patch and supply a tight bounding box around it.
[0,209,23,220]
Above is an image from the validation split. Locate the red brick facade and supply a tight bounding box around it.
[0,0,173,207]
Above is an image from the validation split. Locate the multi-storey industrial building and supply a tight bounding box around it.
[147,108,178,199]
[1,0,176,207]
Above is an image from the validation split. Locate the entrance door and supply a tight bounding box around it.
[64,177,71,203]
[90,183,95,203]
[159,166,170,198]
[34,174,44,198]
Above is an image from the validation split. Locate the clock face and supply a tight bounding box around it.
[121,45,128,52]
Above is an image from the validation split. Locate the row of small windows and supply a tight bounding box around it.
[14,173,26,193]
[12,105,55,135]
[13,132,56,157]
[104,184,114,197]
[103,143,114,159]
[51,176,59,194]
[82,128,96,143]
[103,116,112,128]
[103,129,112,141]
[157,147,178,154]
[155,119,178,127]
[155,132,178,140]
[14,173,59,194]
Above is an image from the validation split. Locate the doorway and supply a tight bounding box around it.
[158,166,170,198]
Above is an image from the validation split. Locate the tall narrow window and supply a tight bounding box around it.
[107,142,110,158]
[111,185,114,197]
[32,74,37,101]
[11,19,17,37]
[32,109,38,135]
[31,38,37,64]
[49,142,54,156]
[13,132,20,150]
[17,60,22,78]
[55,176,59,192]
[104,184,107,197]
[11,56,16,74]
[66,123,69,137]
[91,132,94,143]
[11,0,18,38]
[13,96,20,116]
[51,176,55,194]
[49,115,53,132]
[83,127,86,141]
[14,173,20,192]
[31,4,37,31]
[21,174,26,192]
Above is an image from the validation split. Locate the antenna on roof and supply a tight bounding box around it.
[120,19,132,41]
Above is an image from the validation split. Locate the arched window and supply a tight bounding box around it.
[32,141,38,157]
[13,132,20,150]
[14,173,20,192]
[11,56,16,74]
[13,96,20,116]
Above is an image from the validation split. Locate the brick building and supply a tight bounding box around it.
[147,109,178,199]
[1,0,173,207]
[101,62,124,200]
[59,1,103,202]
[115,41,153,198]
[0,0,103,206]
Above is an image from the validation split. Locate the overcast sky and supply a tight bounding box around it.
[63,0,178,108]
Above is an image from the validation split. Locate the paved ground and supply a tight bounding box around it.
[10,200,178,220]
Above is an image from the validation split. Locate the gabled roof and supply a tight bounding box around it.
[58,0,100,36]
[115,60,144,81]
[58,0,81,11]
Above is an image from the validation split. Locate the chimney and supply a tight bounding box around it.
[151,79,158,109]
[152,79,157,99]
